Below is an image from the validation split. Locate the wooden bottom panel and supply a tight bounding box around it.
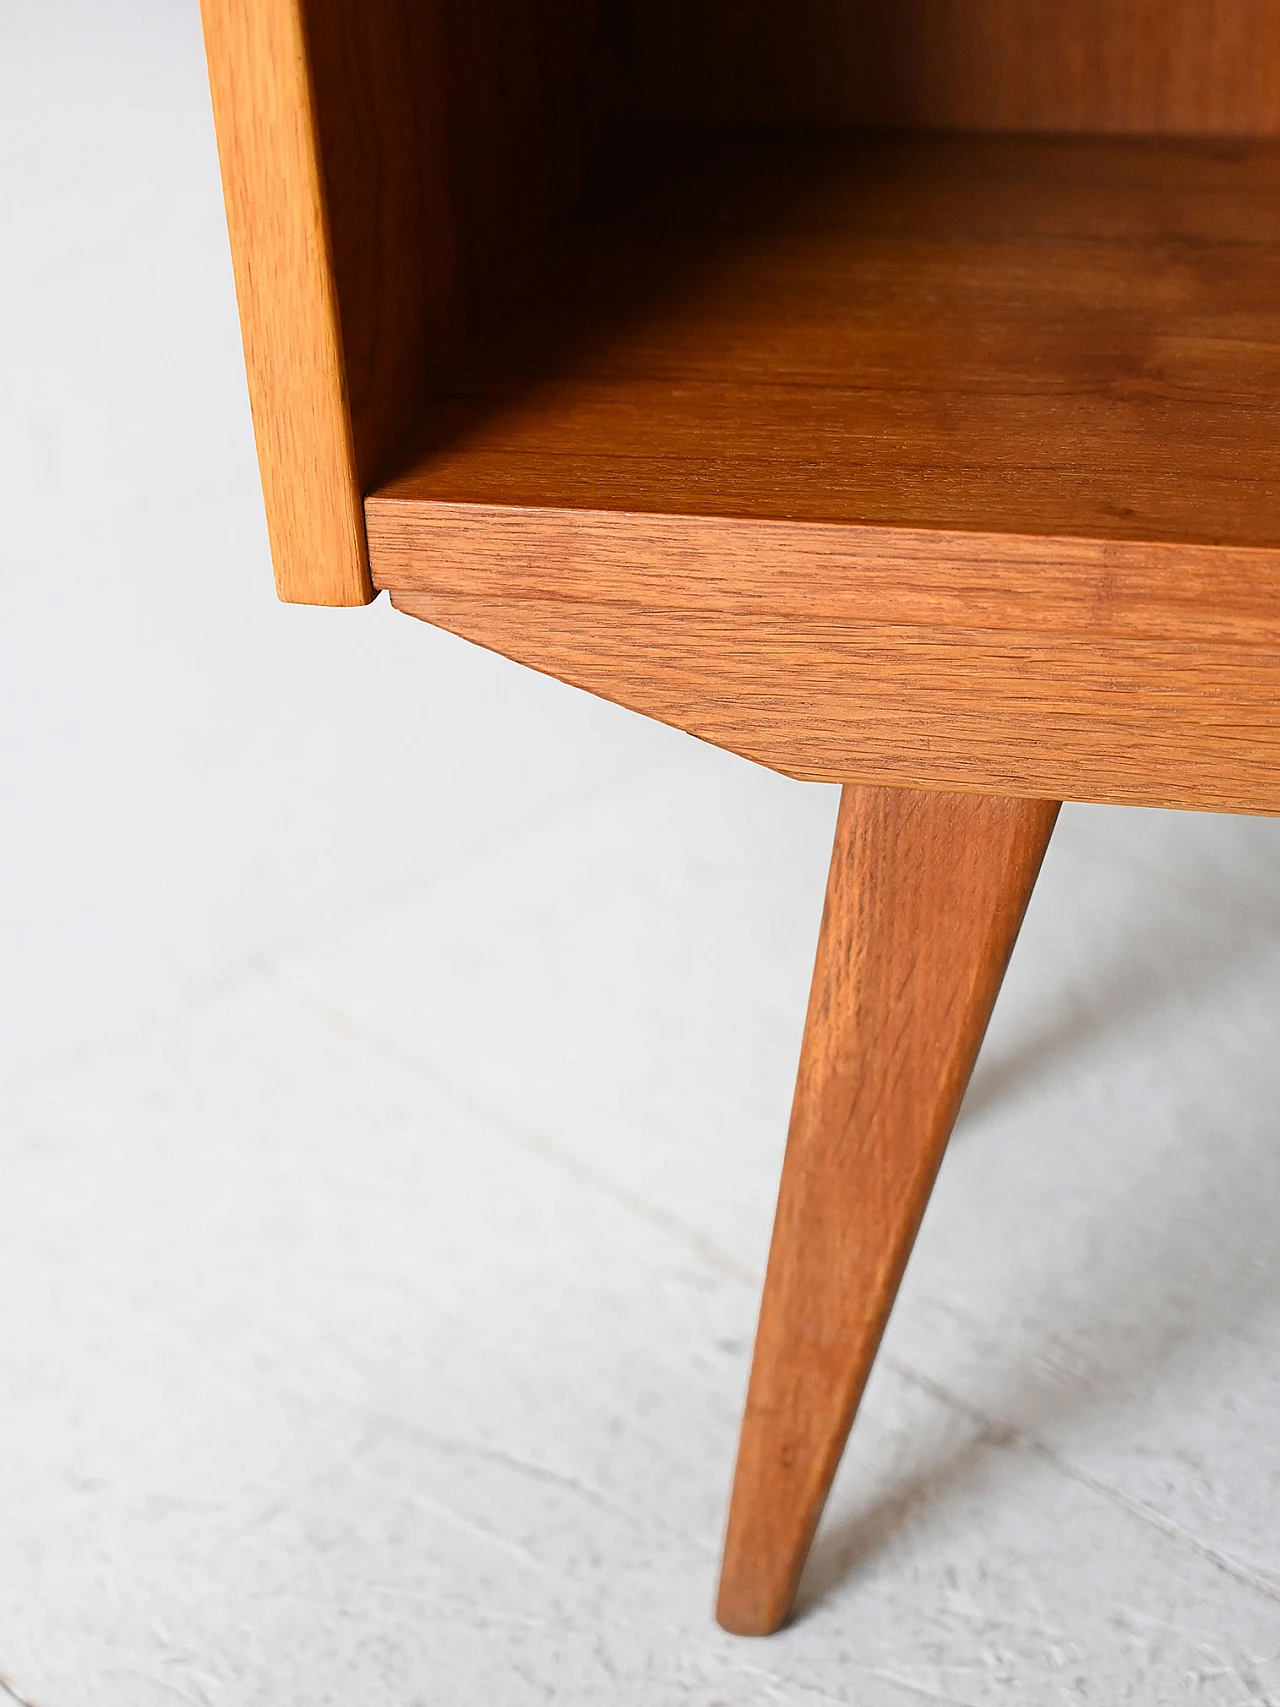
[387,584,1280,813]
[367,130,1280,813]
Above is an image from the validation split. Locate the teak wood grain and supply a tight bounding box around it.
[630,0,1280,134]
[200,0,373,605]
[371,134,1280,547]
[200,0,621,605]
[370,135,1280,813]
[716,786,1060,1637]
[199,0,1280,1645]
[383,525,1280,814]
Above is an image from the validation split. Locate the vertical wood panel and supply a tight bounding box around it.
[301,1,461,498]
[201,0,373,605]
[200,0,621,605]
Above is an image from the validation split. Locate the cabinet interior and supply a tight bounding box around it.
[307,1,1280,552]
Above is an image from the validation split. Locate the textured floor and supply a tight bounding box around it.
[3,747,1280,1704]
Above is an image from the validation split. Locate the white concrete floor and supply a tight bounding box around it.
[0,0,682,1094]
[3,745,1280,1704]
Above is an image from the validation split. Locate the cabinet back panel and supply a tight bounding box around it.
[628,0,1280,134]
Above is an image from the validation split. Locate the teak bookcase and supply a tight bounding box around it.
[200,0,1280,1636]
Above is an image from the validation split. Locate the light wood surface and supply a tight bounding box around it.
[370,134,1280,813]
[200,0,373,605]
[629,0,1280,134]
[200,0,620,605]
[716,785,1060,1637]
[296,0,458,504]
[383,521,1280,814]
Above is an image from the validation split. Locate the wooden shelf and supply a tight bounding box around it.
[367,132,1280,813]
[371,131,1280,544]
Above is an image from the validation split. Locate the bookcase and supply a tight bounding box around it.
[200,0,1280,1635]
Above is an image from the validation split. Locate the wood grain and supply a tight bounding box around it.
[200,0,372,605]
[629,0,1280,134]
[371,134,1280,550]
[380,512,1280,813]
[716,785,1060,1637]
[370,135,1280,813]
[200,0,621,604]
[436,0,627,332]
[299,0,459,502]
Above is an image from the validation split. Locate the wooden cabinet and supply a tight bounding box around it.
[200,0,1280,1635]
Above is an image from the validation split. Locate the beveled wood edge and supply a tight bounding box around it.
[385,581,1280,814]
[370,497,1280,814]
[201,0,373,606]
[373,492,1280,814]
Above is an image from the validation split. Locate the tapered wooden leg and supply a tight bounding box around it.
[717,784,1059,1636]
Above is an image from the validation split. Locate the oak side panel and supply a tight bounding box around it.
[718,787,1058,1634]
[200,0,623,604]
[314,0,627,456]
[200,0,372,605]
[372,506,1280,813]
[300,0,460,499]
[629,0,1280,134]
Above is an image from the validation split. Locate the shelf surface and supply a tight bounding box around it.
[372,131,1280,548]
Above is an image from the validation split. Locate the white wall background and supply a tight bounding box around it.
[0,0,684,1092]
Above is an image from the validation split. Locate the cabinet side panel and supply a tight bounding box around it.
[629,0,1280,134]
[306,0,626,481]
[203,0,624,604]
[304,0,625,472]
[200,0,372,606]
[301,2,461,497]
